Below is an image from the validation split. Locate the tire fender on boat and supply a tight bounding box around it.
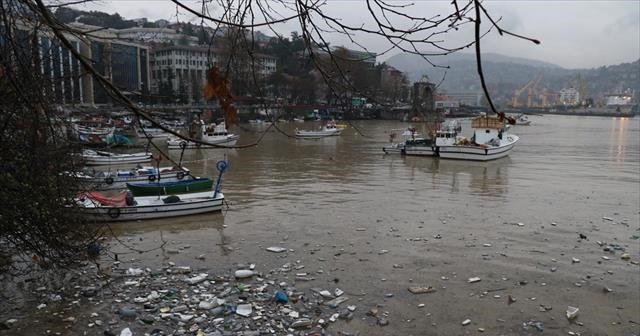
[107,207,120,219]
[105,177,114,185]
[177,171,185,180]
[148,175,156,182]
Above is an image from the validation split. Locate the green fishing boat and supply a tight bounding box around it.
[126,177,213,196]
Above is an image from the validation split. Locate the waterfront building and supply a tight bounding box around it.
[60,23,152,105]
[2,22,86,105]
[150,45,276,103]
[151,45,215,103]
[439,92,482,107]
[559,87,580,105]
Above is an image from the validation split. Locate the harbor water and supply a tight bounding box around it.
[9,115,640,335]
[109,115,639,335]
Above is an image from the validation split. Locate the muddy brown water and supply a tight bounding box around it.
[5,115,640,335]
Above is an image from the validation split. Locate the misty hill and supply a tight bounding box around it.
[385,52,639,103]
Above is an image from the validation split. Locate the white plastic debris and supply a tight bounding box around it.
[462,319,471,326]
[566,306,579,320]
[125,268,144,276]
[236,304,252,317]
[234,270,254,278]
[185,273,208,285]
[319,290,334,298]
[120,328,132,336]
[468,277,481,283]
[266,246,286,253]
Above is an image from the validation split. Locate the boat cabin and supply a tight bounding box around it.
[204,123,229,137]
[434,120,461,146]
[470,115,506,145]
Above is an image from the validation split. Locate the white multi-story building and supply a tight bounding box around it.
[151,45,215,103]
[150,45,276,102]
[559,88,580,105]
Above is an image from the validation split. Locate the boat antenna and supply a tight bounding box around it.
[213,160,228,198]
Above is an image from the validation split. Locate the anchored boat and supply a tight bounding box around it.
[81,149,152,166]
[74,165,191,190]
[75,160,229,222]
[296,122,341,138]
[435,115,519,161]
[126,177,213,196]
[167,122,238,149]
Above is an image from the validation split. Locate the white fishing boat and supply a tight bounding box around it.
[167,122,238,149]
[82,149,152,166]
[76,190,224,221]
[435,115,519,161]
[75,160,229,222]
[70,123,115,145]
[296,122,341,138]
[74,166,191,190]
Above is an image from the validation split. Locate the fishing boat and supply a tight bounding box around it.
[126,177,213,196]
[166,122,238,149]
[81,149,152,166]
[383,125,441,156]
[74,166,191,190]
[435,115,519,161]
[76,190,224,221]
[70,123,116,145]
[75,160,229,222]
[295,122,341,138]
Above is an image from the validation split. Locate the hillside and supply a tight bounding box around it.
[385,52,640,103]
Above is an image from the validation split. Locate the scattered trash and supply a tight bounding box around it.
[274,291,288,303]
[266,246,287,253]
[566,306,580,320]
[522,320,544,332]
[462,319,471,326]
[234,270,254,278]
[621,253,631,260]
[468,277,481,283]
[408,286,436,294]
[236,304,252,317]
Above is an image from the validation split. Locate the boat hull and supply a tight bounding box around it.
[437,135,519,161]
[295,130,341,138]
[81,151,153,166]
[78,192,224,222]
[76,167,190,190]
[404,145,436,156]
[382,144,404,154]
[126,178,213,196]
[84,156,152,165]
[167,135,239,149]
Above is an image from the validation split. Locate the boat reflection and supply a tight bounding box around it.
[403,156,511,198]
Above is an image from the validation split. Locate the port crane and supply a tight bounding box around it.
[512,73,542,108]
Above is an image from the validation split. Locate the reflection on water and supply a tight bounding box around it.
[401,156,510,198]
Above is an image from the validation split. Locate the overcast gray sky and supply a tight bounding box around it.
[75,0,639,69]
